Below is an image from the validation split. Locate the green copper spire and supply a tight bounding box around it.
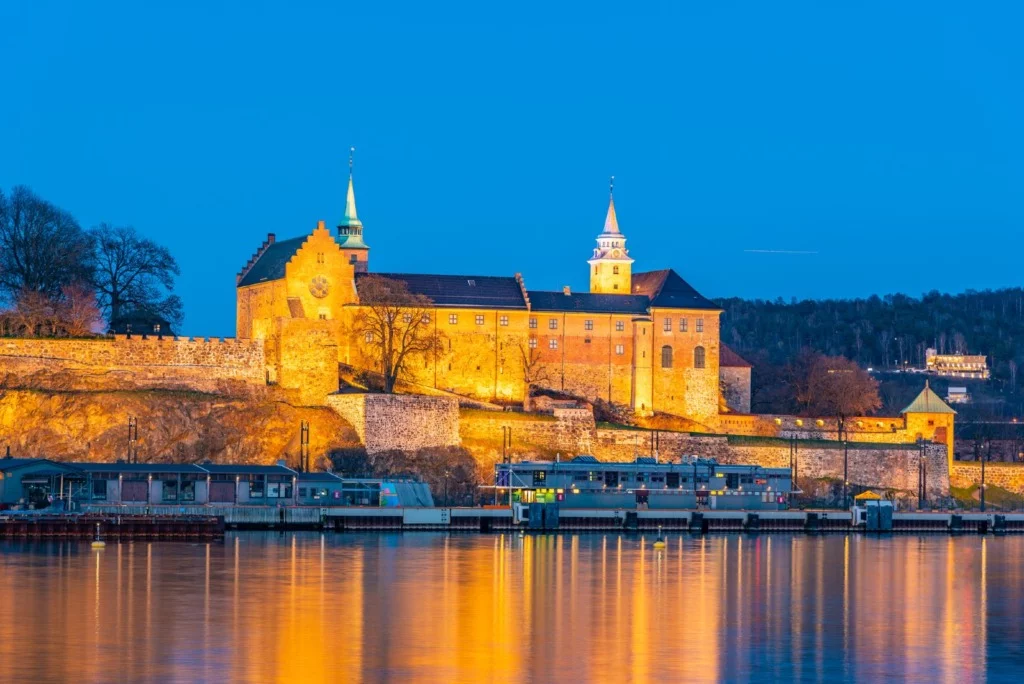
[337,147,369,249]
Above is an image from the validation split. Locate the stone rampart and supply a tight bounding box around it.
[950,462,1024,496]
[327,393,460,454]
[0,336,266,396]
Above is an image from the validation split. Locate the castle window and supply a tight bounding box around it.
[694,346,706,369]
[615,321,625,332]
[319,314,327,321]
[549,339,558,350]
[449,314,458,325]
[549,319,558,330]
[421,313,431,324]
[663,317,672,332]
[475,315,485,325]
[679,318,688,332]
[584,319,593,331]
[364,332,374,343]
[317,252,324,264]
[615,344,624,355]
[594,266,598,275]
[613,284,618,290]
[500,315,509,326]
[661,345,673,368]
[529,338,537,349]
[403,313,412,324]
[696,318,704,333]
[529,317,537,329]
[613,265,619,275]
[153,324,161,333]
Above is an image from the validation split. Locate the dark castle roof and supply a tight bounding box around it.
[720,344,752,368]
[355,273,528,309]
[631,270,721,310]
[527,291,650,314]
[237,236,307,287]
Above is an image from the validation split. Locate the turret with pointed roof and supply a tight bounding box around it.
[901,380,956,415]
[337,148,369,272]
[588,177,633,294]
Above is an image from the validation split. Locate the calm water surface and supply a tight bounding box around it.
[1,532,1022,683]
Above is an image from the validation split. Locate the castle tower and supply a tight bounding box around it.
[588,178,633,294]
[337,147,369,273]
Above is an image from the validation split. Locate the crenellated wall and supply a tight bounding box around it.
[0,336,266,396]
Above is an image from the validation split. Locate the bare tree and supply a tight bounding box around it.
[89,223,182,326]
[952,331,967,354]
[54,283,102,336]
[799,354,882,440]
[879,330,893,368]
[0,186,93,302]
[1009,359,1018,393]
[519,343,551,411]
[352,276,443,393]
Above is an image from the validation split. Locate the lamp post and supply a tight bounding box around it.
[843,440,849,509]
[443,469,451,507]
[980,441,987,512]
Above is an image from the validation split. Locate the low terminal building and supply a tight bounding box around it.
[495,455,792,510]
[0,456,431,510]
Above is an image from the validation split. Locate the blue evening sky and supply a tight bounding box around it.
[2,1,1022,336]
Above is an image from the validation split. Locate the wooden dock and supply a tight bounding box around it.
[0,514,225,540]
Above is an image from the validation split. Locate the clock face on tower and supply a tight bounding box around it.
[309,275,329,298]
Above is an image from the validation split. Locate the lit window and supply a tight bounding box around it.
[421,313,431,324]
[584,319,593,331]
[694,346,706,368]
[615,321,625,332]
[549,339,558,350]
[475,314,485,325]
[613,265,619,275]
[661,345,673,368]
[528,338,537,349]
[549,319,558,330]
[615,344,624,355]
[364,332,373,343]
[679,318,688,332]
[500,315,509,326]
[402,313,412,324]
[663,317,672,332]
[449,314,458,325]
[529,317,537,329]
[696,318,704,333]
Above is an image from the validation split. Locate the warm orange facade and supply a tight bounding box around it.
[236,184,727,424]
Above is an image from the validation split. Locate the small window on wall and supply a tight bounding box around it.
[318,314,327,320]
[364,332,374,343]
[613,265,619,275]
[694,346,706,369]
[475,314,485,325]
[529,338,537,349]
[594,266,598,275]
[616,321,625,332]
[679,318,688,332]
[421,313,431,324]
[449,314,458,325]
[615,344,624,355]
[696,318,704,333]
[661,345,673,368]
[549,319,558,330]
[529,317,537,329]
[584,319,593,331]
[613,284,618,290]
[500,315,509,326]
[403,313,412,323]
[549,339,558,350]
[663,317,672,332]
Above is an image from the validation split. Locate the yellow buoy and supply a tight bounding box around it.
[653,525,666,549]
[91,541,106,549]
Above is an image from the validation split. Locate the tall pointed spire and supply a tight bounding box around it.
[341,146,362,229]
[603,175,620,234]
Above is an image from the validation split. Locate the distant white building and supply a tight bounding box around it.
[946,386,970,404]
[926,348,990,380]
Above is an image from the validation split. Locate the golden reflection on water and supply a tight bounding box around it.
[0,533,1020,683]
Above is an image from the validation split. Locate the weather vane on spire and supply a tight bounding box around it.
[609,175,615,199]
[349,146,355,177]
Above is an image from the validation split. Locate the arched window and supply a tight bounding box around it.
[613,265,619,274]
[694,346,706,369]
[661,345,673,368]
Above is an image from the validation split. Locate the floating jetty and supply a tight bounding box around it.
[0,514,225,541]
[10,505,1010,536]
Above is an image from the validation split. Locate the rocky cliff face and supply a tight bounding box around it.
[0,389,359,466]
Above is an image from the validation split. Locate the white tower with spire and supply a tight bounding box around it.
[337,146,369,273]
[588,177,633,294]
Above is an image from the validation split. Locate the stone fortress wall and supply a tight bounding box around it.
[0,335,266,396]
[327,393,460,454]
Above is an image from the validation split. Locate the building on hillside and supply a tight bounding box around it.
[946,386,970,404]
[925,348,989,379]
[719,344,752,413]
[236,171,730,425]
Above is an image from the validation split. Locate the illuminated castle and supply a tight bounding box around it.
[236,166,749,427]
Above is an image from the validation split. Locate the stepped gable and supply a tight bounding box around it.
[354,272,528,309]
[526,290,650,314]
[631,269,720,310]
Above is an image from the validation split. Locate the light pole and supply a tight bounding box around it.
[843,440,849,509]
[980,441,987,512]
[443,469,451,507]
